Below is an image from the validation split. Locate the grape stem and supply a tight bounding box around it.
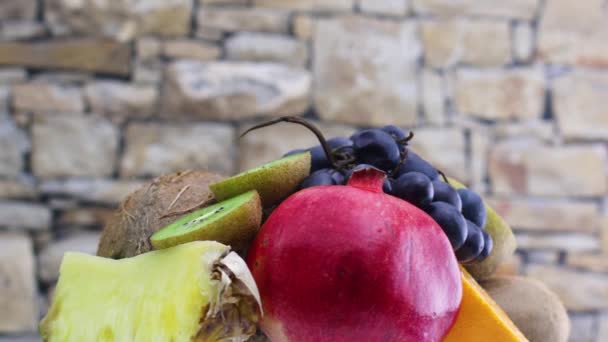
[240,116,340,169]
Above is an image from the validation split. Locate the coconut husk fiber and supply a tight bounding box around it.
[97,170,224,259]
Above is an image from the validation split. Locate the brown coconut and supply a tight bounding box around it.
[97,170,224,259]
[481,276,571,342]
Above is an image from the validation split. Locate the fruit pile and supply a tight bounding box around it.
[280,120,492,265]
[40,117,570,342]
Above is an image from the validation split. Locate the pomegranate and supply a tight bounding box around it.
[247,167,462,342]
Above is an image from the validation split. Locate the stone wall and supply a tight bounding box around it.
[0,0,607,340]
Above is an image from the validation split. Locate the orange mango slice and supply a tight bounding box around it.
[443,267,528,342]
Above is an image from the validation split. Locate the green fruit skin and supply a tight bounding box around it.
[448,178,517,280]
[150,191,262,254]
[210,152,311,207]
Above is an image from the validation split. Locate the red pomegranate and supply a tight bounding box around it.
[247,167,462,342]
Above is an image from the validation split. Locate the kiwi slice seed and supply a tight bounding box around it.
[210,152,311,207]
[150,190,262,253]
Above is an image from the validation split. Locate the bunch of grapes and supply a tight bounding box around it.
[285,125,492,264]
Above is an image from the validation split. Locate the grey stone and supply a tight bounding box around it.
[121,122,236,177]
[85,81,158,118]
[136,37,161,60]
[0,233,37,333]
[12,82,84,114]
[38,232,100,283]
[526,251,560,264]
[0,201,51,231]
[408,127,468,183]
[0,176,37,199]
[517,233,599,253]
[40,179,145,205]
[0,1,37,20]
[421,69,446,126]
[358,0,409,16]
[253,0,353,11]
[133,61,162,85]
[568,314,595,342]
[412,0,540,20]
[514,22,534,62]
[0,20,46,41]
[162,60,311,120]
[197,8,290,33]
[32,114,119,178]
[0,68,26,84]
[0,39,131,76]
[46,0,193,41]
[599,313,608,342]
[226,32,308,67]
[314,16,420,126]
[0,114,29,177]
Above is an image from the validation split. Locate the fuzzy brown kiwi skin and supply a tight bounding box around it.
[97,170,224,259]
[481,276,570,342]
[150,191,263,256]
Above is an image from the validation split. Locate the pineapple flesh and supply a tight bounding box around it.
[40,241,261,342]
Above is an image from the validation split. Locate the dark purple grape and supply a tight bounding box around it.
[455,220,485,264]
[393,172,434,208]
[300,169,335,189]
[352,129,401,172]
[396,149,439,180]
[308,145,331,172]
[381,125,408,141]
[383,178,393,194]
[425,202,467,250]
[283,148,306,157]
[329,169,345,185]
[432,180,462,212]
[458,188,487,228]
[474,230,493,262]
[327,137,353,150]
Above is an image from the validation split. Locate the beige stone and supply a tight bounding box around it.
[293,14,314,40]
[32,71,92,84]
[314,16,420,126]
[514,22,534,62]
[493,120,556,143]
[162,60,311,120]
[422,19,511,68]
[161,39,221,61]
[603,216,608,255]
[0,177,37,199]
[0,233,37,333]
[133,61,162,85]
[568,314,595,342]
[12,82,84,114]
[0,20,46,41]
[121,122,236,177]
[57,208,114,228]
[517,233,599,253]
[0,1,36,20]
[254,0,353,11]
[358,0,409,16]
[0,114,29,177]
[46,0,192,41]
[408,127,468,183]
[200,0,248,4]
[0,201,50,231]
[136,37,161,60]
[226,33,308,67]
[489,141,607,197]
[38,232,100,283]
[526,251,560,264]
[487,198,599,233]
[538,0,608,67]
[412,0,539,20]
[195,26,224,41]
[0,68,26,84]
[32,114,119,178]
[553,71,608,140]
[526,265,608,311]
[40,179,144,205]
[454,68,545,120]
[85,81,158,118]
[238,121,355,171]
[0,39,131,75]
[197,8,290,33]
[421,69,446,126]
[470,130,489,191]
[567,253,608,273]
[599,313,608,342]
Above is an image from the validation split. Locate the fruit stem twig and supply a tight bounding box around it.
[437,169,449,183]
[240,116,339,169]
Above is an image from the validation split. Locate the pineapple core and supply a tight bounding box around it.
[40,241,261,342]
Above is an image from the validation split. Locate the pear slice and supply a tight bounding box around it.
[447,178,517,280]
[210,152,311,207]
[150,191,262,254]
[40,241,262,342]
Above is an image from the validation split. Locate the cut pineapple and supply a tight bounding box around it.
[40,241,262,342]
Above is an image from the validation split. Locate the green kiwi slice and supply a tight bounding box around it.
[150,190,262,253]
[210,152,311,207]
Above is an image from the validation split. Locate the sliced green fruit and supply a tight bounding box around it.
[150,190,262,254]
[210,152,311,207]
[447,178,517,280]
[40,241,262,342]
